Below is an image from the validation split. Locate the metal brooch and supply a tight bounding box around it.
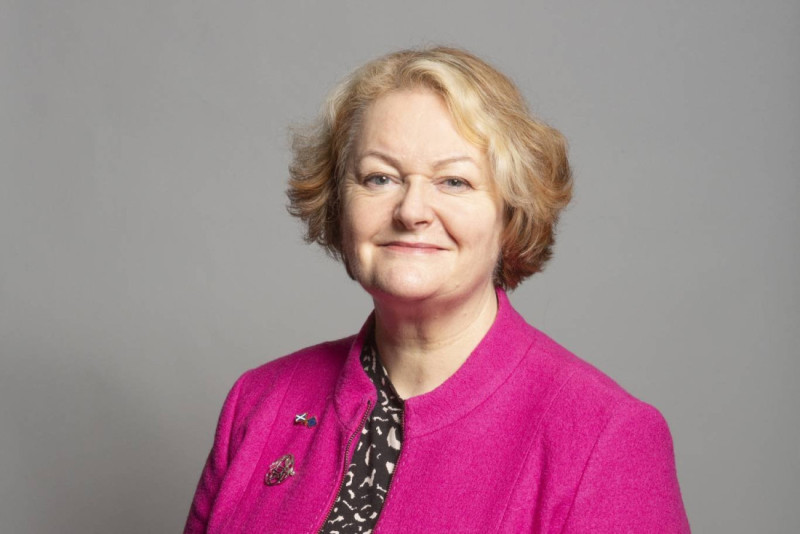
[264,454,296,486]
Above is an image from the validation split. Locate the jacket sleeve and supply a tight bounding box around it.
[183,372,248,534]
[561,401,691,533]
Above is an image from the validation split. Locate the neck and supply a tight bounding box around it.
[371,284,499,399]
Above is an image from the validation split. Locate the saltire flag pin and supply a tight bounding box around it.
[294,412,317,428]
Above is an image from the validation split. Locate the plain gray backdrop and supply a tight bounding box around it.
[2,1,798,532]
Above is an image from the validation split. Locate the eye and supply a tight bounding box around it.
[440,177,471,190]
[364,174,394,187]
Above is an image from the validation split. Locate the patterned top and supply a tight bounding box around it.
[320,336,404,534]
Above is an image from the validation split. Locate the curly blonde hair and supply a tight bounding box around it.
[287,46,572,289]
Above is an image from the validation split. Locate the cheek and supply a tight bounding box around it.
[340,189,362,239]
[340,219,361,272]
[341,203,367,247]
[338,214,362,281]
[343,192,394,240]
[340,198,380,265]
[455,203,503,249]
[474,214,505,272]
[338,195,359,261]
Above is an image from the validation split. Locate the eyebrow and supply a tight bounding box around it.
[357,150,478,170]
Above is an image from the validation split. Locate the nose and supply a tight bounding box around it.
[394,178,434,230]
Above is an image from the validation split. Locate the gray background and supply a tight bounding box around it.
[1,1,798,532]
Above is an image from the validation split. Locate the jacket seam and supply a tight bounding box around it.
[557,396,628,534]
[493,366,581,532]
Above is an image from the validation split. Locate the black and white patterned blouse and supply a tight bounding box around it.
[320,336,404,534]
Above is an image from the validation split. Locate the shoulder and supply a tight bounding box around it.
[532,334,689,530]
[241,335,354,386]
[516,329,688,530]
[521,326,670,446]
[223,335,355,422]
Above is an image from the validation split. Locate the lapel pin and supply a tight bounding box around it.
[265,454,295,486]
[294,412,318,428]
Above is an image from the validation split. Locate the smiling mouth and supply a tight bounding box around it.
[381,241,445,252]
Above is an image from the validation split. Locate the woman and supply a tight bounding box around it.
[185,47,690,533]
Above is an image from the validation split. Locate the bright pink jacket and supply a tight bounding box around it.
[185,290,690,533]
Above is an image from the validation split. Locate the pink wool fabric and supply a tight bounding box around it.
[185,290,690,533]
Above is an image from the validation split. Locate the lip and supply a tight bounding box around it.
[380,241,446,253]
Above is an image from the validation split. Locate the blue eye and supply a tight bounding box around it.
[365,174,392,186]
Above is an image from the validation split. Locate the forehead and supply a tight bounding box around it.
[355,89,485,164]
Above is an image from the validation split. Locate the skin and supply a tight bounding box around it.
[340,88,505,399]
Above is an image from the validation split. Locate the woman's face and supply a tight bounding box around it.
[341,89,504,306]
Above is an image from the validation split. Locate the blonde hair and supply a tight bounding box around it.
[288,46,572,289]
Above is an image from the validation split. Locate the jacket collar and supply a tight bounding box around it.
[334,288,538,438]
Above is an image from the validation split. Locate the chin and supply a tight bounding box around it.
[359,272,446,303]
